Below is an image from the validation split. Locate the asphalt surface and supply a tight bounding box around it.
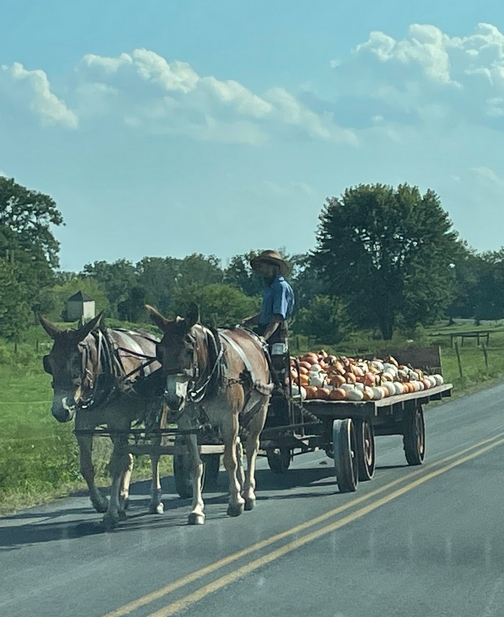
[2,383,504,617]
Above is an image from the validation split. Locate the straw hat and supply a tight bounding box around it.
[250,250,289,276]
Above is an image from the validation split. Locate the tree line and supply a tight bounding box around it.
[1,175,503,343]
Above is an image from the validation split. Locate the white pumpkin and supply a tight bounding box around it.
[371,387,384,400]
[308,371,326,387]
[347,388,364,401]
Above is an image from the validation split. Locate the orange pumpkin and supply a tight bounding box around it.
[315,387,331,400]
[329,388,348,400]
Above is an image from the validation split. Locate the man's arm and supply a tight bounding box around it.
[241,313,261,327]
[262,314,284,341]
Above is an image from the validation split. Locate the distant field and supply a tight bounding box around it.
[1,318,504,515]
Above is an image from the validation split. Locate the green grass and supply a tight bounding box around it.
[1,318,504,516]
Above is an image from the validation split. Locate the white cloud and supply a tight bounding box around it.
[0,48,357,146]
[324,23,504,132]
[74,49,355,145]
[1,62,77,128]
[471,166,503,184]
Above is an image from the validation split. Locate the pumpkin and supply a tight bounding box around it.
[329,388,348,400]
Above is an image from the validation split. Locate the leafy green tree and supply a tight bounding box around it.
[172,283,259,328]
[0,256,32,340]
[292,295,351,344]
[80,259,137,317]
[136,257,179,314]
[312,183,460,339]
[117,286,148,322]
[0,176,63,268]
[224,252,265,297]
[289,252,326,311]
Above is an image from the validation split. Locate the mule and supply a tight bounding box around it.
[146,303,273,525]
[40,313,166,528]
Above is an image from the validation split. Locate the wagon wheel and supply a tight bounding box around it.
[403,403,425,466]
[201,454,220,489]
[266,447,291,474]
[355,418,375,481]
[333,419,358,493]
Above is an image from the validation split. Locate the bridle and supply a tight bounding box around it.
[44,329,158,410]
[160,326,224,409]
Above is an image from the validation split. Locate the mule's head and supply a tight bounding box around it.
[39,313,104,422]
[146,303,200,412]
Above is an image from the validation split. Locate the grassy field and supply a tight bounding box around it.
[1,318,504,515]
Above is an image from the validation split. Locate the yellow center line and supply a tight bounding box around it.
[149,436,504,617]
[102,432,504,617]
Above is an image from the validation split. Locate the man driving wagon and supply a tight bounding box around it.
[241,250,295,393]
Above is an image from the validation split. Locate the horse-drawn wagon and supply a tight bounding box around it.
[260,345,452,493]
[45,307,451,525]
[138,342,451,497]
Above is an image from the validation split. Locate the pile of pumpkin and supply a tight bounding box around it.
[290,350,444,401]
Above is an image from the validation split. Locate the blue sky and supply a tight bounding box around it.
[1,0,503,272]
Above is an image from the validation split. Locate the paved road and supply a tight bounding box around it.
[2,384,504,617]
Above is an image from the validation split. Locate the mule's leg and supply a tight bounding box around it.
[75,429,109,514]
[221,414,245,517]
[148,444,164,514]
[184,432,205,525]
[102,433,131,529]
[242,396,269,511]
[119,453,134,511]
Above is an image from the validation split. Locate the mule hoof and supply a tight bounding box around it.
[188,513,205,525]
[227,503,244,517]
[149,503,164,515]
[244,498,255,511]
[100,514,119,531]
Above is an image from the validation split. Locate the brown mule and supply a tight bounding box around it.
[146,303,273,525]
[40,313,165,528]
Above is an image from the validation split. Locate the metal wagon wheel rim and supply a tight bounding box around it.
[333,418,358,493]
[356,419,375,481]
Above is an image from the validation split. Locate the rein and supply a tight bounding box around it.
[188,327,224,404]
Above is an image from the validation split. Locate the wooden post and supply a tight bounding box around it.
[455,342,463,378]
[482,342,489,370]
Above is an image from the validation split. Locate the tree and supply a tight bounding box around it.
[224,252,265,297]
[0,176,63,268]
[117,286,148,322]
[312,183,460,340]
[80,259,137,317]
[172,283,259,328]
[0,177,63,338]
[292,295,351,344]
[0,256,32,340]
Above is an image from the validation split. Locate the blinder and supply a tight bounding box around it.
[42,355,52,375]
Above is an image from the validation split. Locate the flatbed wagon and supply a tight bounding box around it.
[259,345,452,493]
[260,381,452,493]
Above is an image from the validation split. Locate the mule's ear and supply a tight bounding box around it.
[73,311,105,342]
[39,315,62,339]
[185,303,200,329]
[146,305,170,332]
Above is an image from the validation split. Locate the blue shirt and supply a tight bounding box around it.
[259,276,295,325]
